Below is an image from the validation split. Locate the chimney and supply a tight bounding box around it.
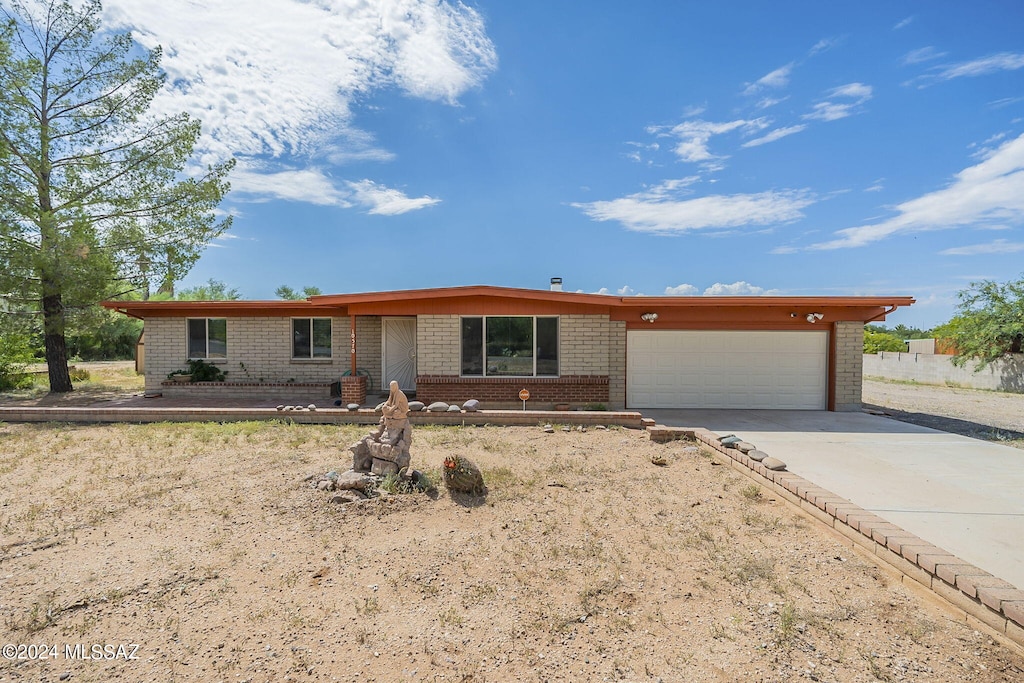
[549,277,563,292]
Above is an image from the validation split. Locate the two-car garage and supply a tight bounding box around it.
[626,330,829,410]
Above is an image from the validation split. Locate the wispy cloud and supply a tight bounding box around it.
[940,239,1024,256]
[803,82,873,121]
[741,124,807,148]
[809,37,841,55]
[347,180,441,215]
[806,132,1024,250]
[573,182,815,235]
[901,46,947,66]
[102,0,496,202]
[934,52,1024,80]
[742,63,794,95]
[649,119,768,164]
[893,16,914,30]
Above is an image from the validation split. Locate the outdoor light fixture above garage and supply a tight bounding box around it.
[641,312,658,323]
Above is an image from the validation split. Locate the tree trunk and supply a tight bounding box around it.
[42,291,73,393]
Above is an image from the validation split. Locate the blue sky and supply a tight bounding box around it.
[100,0,1024,328]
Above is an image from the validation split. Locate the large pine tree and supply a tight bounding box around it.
[0,0,233,392]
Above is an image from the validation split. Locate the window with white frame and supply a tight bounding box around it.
[187,318,227,359]
[461,316,558,377]
[292,318,332,359]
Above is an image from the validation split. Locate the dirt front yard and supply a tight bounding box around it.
[2,421,1023,682]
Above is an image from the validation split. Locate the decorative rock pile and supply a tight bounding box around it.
[309,468,431,505]
[276,404,317,411]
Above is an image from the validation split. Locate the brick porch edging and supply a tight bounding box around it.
[648,424,1024,648]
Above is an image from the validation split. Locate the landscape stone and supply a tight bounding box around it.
[347,403,361,411]
[335,471,374,491]
[408,401,426,412]
[447,404,461,412]
[736,442,755,454]
[308,404,317,411]
[543,424,554,433]
[316,480,332,491]
[330,490,367,504]
[747,450,768,462]
[762,457,787,471]
[276,405,284,411]
[462,399,481,412]
[427,401,450,412]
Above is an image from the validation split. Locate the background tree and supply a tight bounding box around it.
[275,285,323,300]
[0,0,233,392]
[175,279,241,301]
[944,275,1024,370]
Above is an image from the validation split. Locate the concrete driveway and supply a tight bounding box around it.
[643,409,1024,590]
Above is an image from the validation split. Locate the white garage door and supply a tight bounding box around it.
[627,330,828,409]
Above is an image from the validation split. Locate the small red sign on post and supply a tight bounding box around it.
[519,388,530,410]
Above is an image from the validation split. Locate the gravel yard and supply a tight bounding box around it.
[862,378,1024,448]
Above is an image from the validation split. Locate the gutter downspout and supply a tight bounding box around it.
[865,305,898,324]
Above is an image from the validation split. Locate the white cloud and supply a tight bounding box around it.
[756,96,788,110]
[864,179,885,192]
[940,239,1024,256]
[101,0,496,199]
[803,83,872,121]
[703,281,780,296]
[664,284,698,296]
[742,63,794,95]
[809,38,840,55]
[346,180,441,215]
[901,46,946,66]
[649,118,768,164]
[807,132,1024,250]
[893,16,914,30]
[229,165,355,206]
[935,52,1024,80]
[741,124,807,148]
[572,183,815,235]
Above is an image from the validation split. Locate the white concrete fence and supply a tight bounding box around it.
[863,352,1024,393]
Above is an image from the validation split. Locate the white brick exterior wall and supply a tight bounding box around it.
[144,316,353,393]
[417,315,461,376]
[833,321,863,411]
[356,316,382,394]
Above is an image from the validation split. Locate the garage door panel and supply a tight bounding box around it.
[627,330,827,409]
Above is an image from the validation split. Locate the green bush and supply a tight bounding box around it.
[0,333,37,390]
[864,331,907,354]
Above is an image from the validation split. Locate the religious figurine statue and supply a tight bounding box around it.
[349,380,413,476]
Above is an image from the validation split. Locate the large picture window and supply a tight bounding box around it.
[187,318,227,359]
[461,316,558,377]
[292,318,332,359]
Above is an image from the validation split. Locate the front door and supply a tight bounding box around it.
[382,318,417,392]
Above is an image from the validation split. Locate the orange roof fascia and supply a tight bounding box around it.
[101,300,338,318]
[104,287,915,319]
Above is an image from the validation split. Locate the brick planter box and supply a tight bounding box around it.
[415,374,609,410]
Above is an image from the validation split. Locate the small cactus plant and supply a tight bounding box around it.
[442,455,485,496]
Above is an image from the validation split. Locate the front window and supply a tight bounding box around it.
[461,316,558,377]
[293,318,332,359]
[188,318,227,359]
